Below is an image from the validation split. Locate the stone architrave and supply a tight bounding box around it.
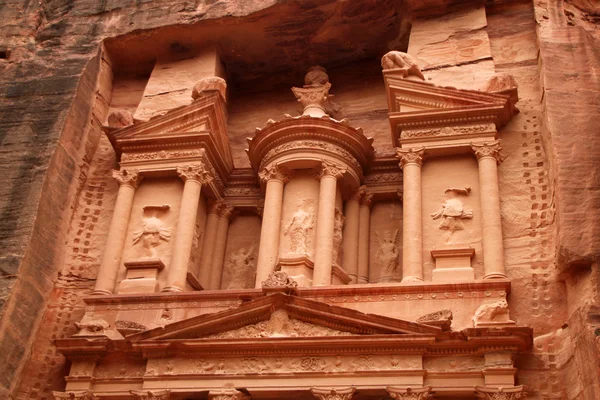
[208,389,250,400]
[164,163,213,292]
[313,160,347,286]
[93,168,142,295]
[475,386,527,399]
[254,164,291,287]
[471,141,507,279]
[310,387,356,400]
[396,147,425,282]
[386,386,434,400]
[130,390,171,400]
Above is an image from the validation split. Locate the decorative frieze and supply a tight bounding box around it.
[402,123,495,139]
[121,149,205,162]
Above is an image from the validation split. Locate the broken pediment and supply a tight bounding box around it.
[382,72,519,148]
[128,293,441,341]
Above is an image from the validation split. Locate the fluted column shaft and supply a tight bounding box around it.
[198,200,222,287]
[397,148,425,283]
[472,141,507,279]
[357,193,373,284]
[164,164,213,292]
[93,169,141,295]
[343,187,364,283]
[313,161,346,286]
[209,205,235,289]
[254,164,290,288]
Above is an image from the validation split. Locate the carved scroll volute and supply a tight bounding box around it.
[52,391,95,400]
[475,386,527,400]
[112,168,142,188]
[386,386,434,400]
[176,163,214,185]
[471,140,506,164]
[208,389,251,400]
[130,390,171,400]
[310,387,356,400]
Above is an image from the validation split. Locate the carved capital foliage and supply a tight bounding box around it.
[386,386,434,400]
[292,82,331,113]
[318,160,347,180]
[208,199,226,215]
[360,193,374,208]
[396,147,425,168]
[261,270,298,289]
[52,391,95,400]
[208,389,250,400]
[311,387,356,400]
[130,390,171,400]
[112,168,142,188]
[475,386,527,400]
[259,164,291,184]
[218,203,236,220]
[471,140,506,164]
[176,163,213,184]
[349,185,366,202]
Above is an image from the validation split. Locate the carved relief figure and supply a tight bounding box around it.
[132,205,172,259]
[431,187,473,234]
[283,203,315,255]
[472,300,514,327]
[225,245,256,289]
[332,208,345,265]
[375,230,400,282]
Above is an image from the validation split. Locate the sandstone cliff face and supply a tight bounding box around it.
[0,0,598,399]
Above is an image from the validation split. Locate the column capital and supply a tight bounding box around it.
[396,147,425,168]
[475,386,527,400]
[176,163,214,184]
[259,163,291,184]
[317,160,347,180]
[53,391,95,400]
[471,140,506,164]
[208,389,250,400]
[112,168,142,188]
[218,203,236,220]
[386,386,434,400]
[360,192,374,208]
[130,390,171,400]
[208,199,226,215]
[310,387,356,400]
[349,185,367,202]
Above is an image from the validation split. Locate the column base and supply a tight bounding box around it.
[483,272,508,279]
[401,276,423,283]
[277,255,314,287]
[357,276,369,284]
[90,289,112,296]
[431,246,475,282]
[118,259,164,294]
[162,285,184,293]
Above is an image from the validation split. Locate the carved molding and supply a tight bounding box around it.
[112,168,142,188]
[121,149,205,162]
[176,163,214,184]
[208,389,250,400]
[386,386,434,400]
[258,163,291,184]
[130,390,171,400]
[52,391,95,400]
[471,140,506,164]
[402,123,495,139]
[396,147,425,168]
[475,386,527,399]
[310,387,356,400]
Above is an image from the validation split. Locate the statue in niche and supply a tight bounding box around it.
[375,230,400,282]
[332,208,345,265]
[431,187,473,235]
[225,244,256,289]
[283,202,315,255]
[132,205,172,259]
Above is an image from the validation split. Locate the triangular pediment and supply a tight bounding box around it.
[128,293,440,341]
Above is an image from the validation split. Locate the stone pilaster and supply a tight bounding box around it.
[357,192,373,284]
[396,147,425,283]
[93,168,142,295]
[310,387,356,400]
[198,199,224,287]
[254,164,291,288]
[164,164,213,292]
[343,186,364,283]
[386,386,434,400]
[130,390,171,400]
[313,160,347,286]
[209,203,236,289]
[471,141,507,279]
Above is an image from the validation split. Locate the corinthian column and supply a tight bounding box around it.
[386,386,433,400]
[254,164,291,288]
[164,164,213,292]
[310,388,355,400]
[198,199,223,287]
[357,192,373,284]
[209,203,235,289]
[130,390,171,400]
[343,186,364,283]
[313,160,347,286]
[472,141,507,279]
[209,389,250,400]
[474,385,527,399]
[93,169,142,295]
[396,147,425,283]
